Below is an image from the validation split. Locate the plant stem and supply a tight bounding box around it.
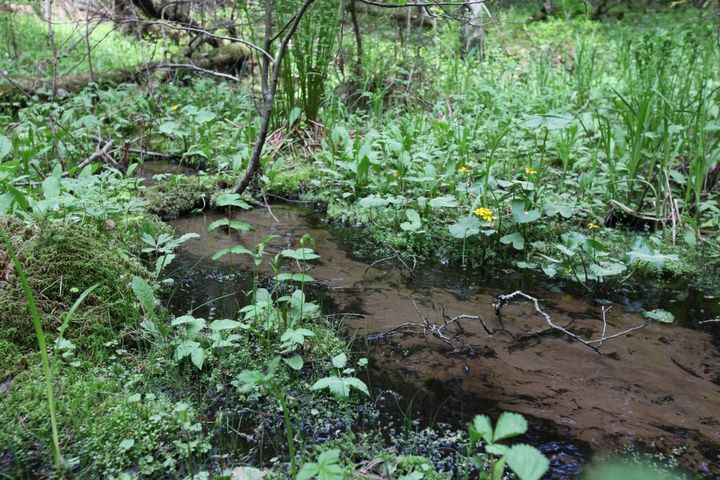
[1,227,62,469]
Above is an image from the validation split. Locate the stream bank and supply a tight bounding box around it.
[164,204,720,478]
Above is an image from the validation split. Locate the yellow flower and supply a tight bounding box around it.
[170,105,179,111]
[588,222,600,230]
[473,207,495,222]
[524,166,537,175]
[392,170,400,178]
[458,166,470,174]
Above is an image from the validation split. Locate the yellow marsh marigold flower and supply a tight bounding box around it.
[458,166,470,174]
[170,105,179,111]
[588,222,600,230]
[524,166,537,175]
[473,207,495,222]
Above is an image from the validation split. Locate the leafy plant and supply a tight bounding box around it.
[467,412,549,480]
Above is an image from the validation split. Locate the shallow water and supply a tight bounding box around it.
[167,205,720,478]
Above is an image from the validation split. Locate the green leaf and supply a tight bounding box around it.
[216,193,252,209]
[429,195,459,208]
[511,199,541,224]
[590,261,626,278]
[209,319,247,331]
[449,215,481,239]
[469,415,494,443]
[118,438,135,452]
[500,232,525,250]
[298,449,344,480]
[171,315,206,335]
[283,355,304,371]
[280,248,320,260]
[191,347,206,369]
[331,353,347,369]
[131,276,155,314]
[276,272,315,282]
[643,309,674,324]
[230,466,266,480]
[208,218,254,232]
[400,209,422,232]
[544,201,574,219]
[212,245,255,260]
[505,444,549,480]
[358,195,389,208]
[0,136,11,160]
[493,412,528,442]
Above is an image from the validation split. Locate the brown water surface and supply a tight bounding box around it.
[167,205,720,477]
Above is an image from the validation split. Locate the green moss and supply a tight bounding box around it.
[146,174,231,219]
[0,363,210,478]
[0,218,151,356]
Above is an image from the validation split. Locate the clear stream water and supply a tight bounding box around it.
[163,204,720,479]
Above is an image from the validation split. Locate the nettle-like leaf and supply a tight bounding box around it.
[504,444,550,480]
[0,135,11,160]
[276,273,315,283]
[311,375,369,399]
[492,412,528,442]
[131,276,155,314]
[331,353,347,369]
[171,315,207,336]
[208,218,255,233]
[280,248,320,260]
[469,414,493,443]
[297,449,344,480]
[209,319,248,331]
[283,354,304,371]
[449,215,480,239]
[174,340,205,369]
[280,327,315,352]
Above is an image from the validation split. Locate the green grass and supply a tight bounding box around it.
[0,12,162,78]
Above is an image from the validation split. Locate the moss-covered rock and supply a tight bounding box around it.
[145,174,230,219]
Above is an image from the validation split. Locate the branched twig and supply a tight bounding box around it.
[367,299,485,354]
[493,290,649,353]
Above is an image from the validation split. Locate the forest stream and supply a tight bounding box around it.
[165,204,720,478]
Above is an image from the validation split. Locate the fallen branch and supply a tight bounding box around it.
[367,299,489,354]
[493,290,649,353]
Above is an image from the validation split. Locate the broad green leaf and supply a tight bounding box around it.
[511,199,541,224]
[208,218,254,232]
[493,412,528,442]
[283,355,304,371]
[429,195,459,208]
[400,209,422,231]
[171,315,206,335]
[118,438,135,452]
[276,272,315,282]
[358,195,389,208]
[280,248,320,260]
[212,245,254,260]
[449,215,480,239]
[590,262,626,278]
[216,193,252,209]
[500,232,525,250]
[209,319,247,331]
[505,444,549,480]
[331,353,347,369]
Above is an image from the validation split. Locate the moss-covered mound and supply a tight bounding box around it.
[145,175,231,219]
[0,218,151,379]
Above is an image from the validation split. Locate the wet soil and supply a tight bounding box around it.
[167,205,720,478]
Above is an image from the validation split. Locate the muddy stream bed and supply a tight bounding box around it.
[164,204,720,478]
